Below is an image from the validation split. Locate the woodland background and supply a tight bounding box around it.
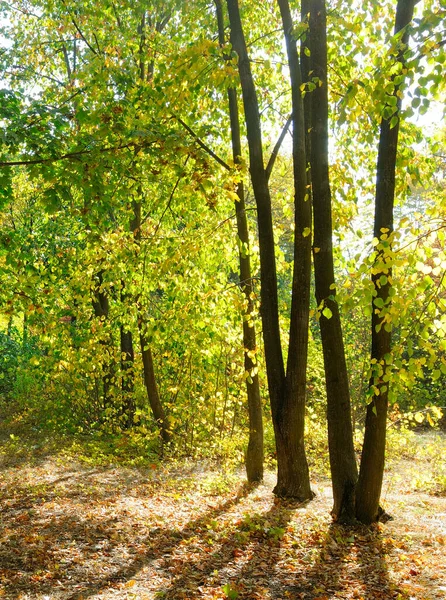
[0,0,445,525]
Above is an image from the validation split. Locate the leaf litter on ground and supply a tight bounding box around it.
[0,426,445,599]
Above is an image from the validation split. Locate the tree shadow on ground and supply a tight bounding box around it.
[156,498,300,599]
[0,463,161,518]
[281,523,399,599]
[0,473,256,599]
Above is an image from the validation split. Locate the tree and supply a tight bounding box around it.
[215,0,264,483]
[226,0,313,500]
[304,0,358,522]
[356,0,420,524]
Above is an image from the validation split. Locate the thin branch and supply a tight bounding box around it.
[174,116,231,171]
[70,17,97,55]
[92,31,102,54]
[59,0,98,57]
[0,140,154,167]
[157,14,171,33]
[112,3,123,30]
[266,114,292,181]
[61,43,72,80]
[150,166,187,238]
[247,27,283,48]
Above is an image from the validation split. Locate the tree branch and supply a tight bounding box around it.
[265,114,292,181]
[0,140,154,167]
[174,116,231,171]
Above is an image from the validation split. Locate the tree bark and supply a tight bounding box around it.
[356,0,417,524]
[276,0,313,501]
[215,0,263,484]
[307,0,358,523]
[132,193,172,445]
[139,334,171,445]
[119,10,171,444]
[91,269,113,406]
[227,0,313,500]
[120,294,136,429]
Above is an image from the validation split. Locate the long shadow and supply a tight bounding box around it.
[65,481,255,600]
[0,464,159,515]
[356,525,401,598]
[0,461,402,600]
[278,522,353,599]
[0,474,255,599]
[230,500,306,599]
[280,522,396,599]
[155,497,299,599]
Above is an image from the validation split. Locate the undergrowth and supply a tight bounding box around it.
[1,401,445,496]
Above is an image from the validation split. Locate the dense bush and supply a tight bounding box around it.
[0,329,21,397]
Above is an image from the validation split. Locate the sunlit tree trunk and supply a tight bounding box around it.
[117,9,171,443]
[356,0,417,524]
[215,0,263,484]
[306,0,358,523]
[120,284,135,429]
[227,0,313,500]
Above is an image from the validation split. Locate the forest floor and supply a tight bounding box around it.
[0,416,445,600]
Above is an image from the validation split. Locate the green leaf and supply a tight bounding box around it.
[0,167,13,208]
[322,307,333,319]
[222,584,239,599]
[374,297,384,309]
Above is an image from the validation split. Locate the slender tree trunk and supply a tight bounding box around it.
[307,0,358,523]
[215,0,263,484]
[227,0,313,500]
[139,333,171,444]
[120,287,135,428]
[7,315,13,338]
[132,193,172,444]
[91,270,113,406]
[276,0,313,500]
[117,10,171,443]
[356,0,417,524]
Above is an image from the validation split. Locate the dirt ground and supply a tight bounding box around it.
[0,430,445,600]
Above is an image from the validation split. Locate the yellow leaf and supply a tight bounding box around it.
[414,412,424,423]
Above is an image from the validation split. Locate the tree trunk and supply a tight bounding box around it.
[307,0,358,523]
[356,0,417,524]
[131,195,171,444]
[139,333,171,445]
[91,269,113,406]
[227,0,313,500]
[120,305,135,429]
[277,0,313,500]
[215,0,263,484]
[124,12,171,444]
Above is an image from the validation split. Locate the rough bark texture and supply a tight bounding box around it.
[356,0,417,524]
[276,0,313,501]
[307,0,358,523]
[215,0,264,483]
[227,0,312,500]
